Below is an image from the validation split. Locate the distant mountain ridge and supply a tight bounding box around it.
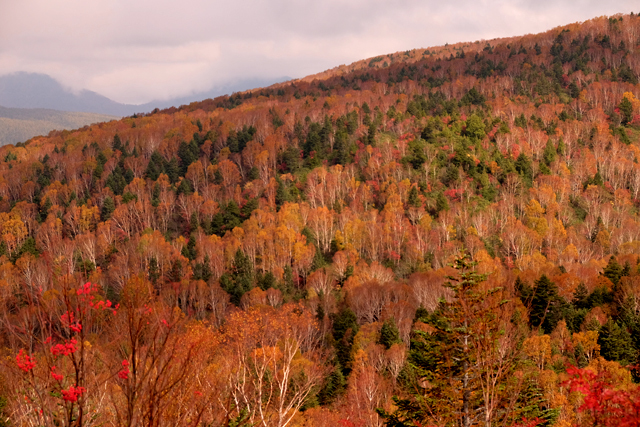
[0,105,117,145]
[0,73,135,116]
[0,72,291,117]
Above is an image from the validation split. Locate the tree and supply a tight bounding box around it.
[379,318,402,350]
[331,307,359,376]
[598,319,636,365]
[11,282,118,427]
[529,275,564,334]
[542,140,556,166]
[603,256,623,287]
[223,304,325,427]
[464,114,486,140]
[572,283,590,310]
[379,252,524,427]
[101,196,115,221]
[317,363,347,405]
[109,276,210,427]
[514,153,533,186]
[619,96,634,125]
[145,151,165,181]
[220,249,254,305]
[564,364,640,427]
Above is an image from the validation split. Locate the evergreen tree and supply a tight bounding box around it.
[317,363,347,405]
[210,201,242,236]
[112,133,122,151]
[572,282,589,309]
[240,198,259,219]
[0,395,10,427]
[177,140,199,175]
[434,191,449,214]
[164,158,180,183]
[379,318,402,349]
[281,265,296,298]
[275,175,290,208]
[542,140,557,165]
[557,138,566,156]
[622,261,631,278]
[193,255,213,283]
[379,252,522,427]
[176,178,193,196]
[619,96,634,125]
[220,249,254,305]
[168,259,184,283]
[256,271,276,291]
[618,296,640,351]
[190,211,199,232]
[598,319,637,365]
[36,197,50,222]
[331,307,359,376]
[574,343,589,368]
[515,153,533,185]
[151,183,160,207]
[407,186,421,208]
[148,257,160,286]
[101,196,115,221]
[145,151,165,180]
[586,286,613,308]
[464,114,486,140]
[529,275,564,334]
[367,121,377,146]
[181,233,197,261]
[281,146,302,173]
[603,256,623,286]
[200,255,213,283]
[513,379,559,426]
[105,168,127,195]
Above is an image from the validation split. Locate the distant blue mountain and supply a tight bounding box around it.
[0,72,291,117]
[0,72,136,116]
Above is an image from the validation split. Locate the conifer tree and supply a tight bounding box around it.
[529,275,564,334]
[572,282,589,310]
[331,307,359,376]
[145,151,165,180]
[101,196,115,221]
[603,256,624,286]
[598,319,637,365]
[317,363,347,405]
[379,318,402,349]
[379,252,523,427]
[220,249,254,305]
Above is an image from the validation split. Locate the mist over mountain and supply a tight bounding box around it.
[0,72,291,117]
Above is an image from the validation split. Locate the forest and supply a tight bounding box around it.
[1,12,640,427]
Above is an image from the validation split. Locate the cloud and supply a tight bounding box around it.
[0,0,636,104]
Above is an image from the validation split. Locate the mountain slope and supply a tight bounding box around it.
[1,12,640,427]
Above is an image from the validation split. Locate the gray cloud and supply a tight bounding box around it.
[0,0,636,104]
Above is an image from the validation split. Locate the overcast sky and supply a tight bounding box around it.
[0,0,637,105]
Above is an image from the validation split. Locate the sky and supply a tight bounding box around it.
[0,0,637,105]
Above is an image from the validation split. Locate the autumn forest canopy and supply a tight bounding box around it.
[3,12,640,427]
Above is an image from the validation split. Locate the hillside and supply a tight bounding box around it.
[1,13,640,427]
[0,106,117,145]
